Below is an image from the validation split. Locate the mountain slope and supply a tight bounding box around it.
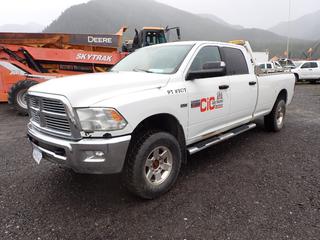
[198,13,243,30]
[0,23,44,33]
[44,0,316,58]
[270,10,320,41]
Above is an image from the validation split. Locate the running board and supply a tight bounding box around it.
[187,123,256,155]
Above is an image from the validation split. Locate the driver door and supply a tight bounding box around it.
[300,62,312,79]
[185,45,230,143]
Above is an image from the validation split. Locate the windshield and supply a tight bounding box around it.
[145,31,167,46]
[279,59,295,68]
[111,44,194,74]
[294,62,303,68]
[0,61,27,75]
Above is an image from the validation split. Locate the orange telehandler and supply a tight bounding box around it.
[0,26,181,114]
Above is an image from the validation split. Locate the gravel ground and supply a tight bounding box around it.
[0,84,319,240]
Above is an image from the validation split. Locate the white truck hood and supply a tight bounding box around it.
[29,71,170,107]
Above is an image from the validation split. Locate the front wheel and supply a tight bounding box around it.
[123,131,182,199]
[264,98,286,132]
[8,80,38,115]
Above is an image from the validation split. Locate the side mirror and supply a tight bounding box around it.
[176,28,181,40]
[186,61,226,81]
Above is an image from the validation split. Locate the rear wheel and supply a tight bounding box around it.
[8,80,38,115]
[123,131,182,199]
[309,79,318,84]
[264,98,286,132]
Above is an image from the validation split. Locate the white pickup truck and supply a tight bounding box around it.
[291,61,320,83]
[27,41,295,199]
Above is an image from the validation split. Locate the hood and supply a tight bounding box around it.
[28,71,170,107]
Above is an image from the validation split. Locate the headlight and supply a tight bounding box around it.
[76,108,127,132]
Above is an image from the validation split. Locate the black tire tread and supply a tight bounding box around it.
[8,80,38,115]
[122,129,159,198]
[123,129,181,199]
[264,97,286,132]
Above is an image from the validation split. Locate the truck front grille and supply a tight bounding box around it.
[30,108,41,125]
[42,98,66,114]
[28,95,75,138]
[44,115,71,133]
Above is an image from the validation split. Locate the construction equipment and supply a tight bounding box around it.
[301,40,320,60]
[0,26,181,114]
[0,27,128,114]
[122,26,181,52]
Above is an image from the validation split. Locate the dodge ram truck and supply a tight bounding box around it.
[27,41,295,199]
[291,60,320,84]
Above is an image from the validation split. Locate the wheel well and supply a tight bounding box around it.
[131,114,187,162]
[278,89,288,103]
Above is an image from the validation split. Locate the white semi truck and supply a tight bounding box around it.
[26,41,295,199]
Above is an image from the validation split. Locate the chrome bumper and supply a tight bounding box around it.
[27,123,131,174]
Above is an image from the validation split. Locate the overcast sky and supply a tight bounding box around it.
[1,0,320,29]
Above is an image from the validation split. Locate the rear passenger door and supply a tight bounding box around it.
[310,62,319,79]
[221,47,258,124]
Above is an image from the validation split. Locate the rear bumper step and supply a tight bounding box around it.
[187,123,256,155]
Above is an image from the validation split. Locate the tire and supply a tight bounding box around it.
[8,80,38,115]
[264,98,286,132]
[294,74,299,82]
[123,131,182,199]
[309,80,318,84]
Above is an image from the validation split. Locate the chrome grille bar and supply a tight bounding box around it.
[27,94,80,139]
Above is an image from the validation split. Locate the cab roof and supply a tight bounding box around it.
[142,27,165,31]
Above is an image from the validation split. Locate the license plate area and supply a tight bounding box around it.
[32,146,43,164]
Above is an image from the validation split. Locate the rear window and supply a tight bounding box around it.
[259,64,266,69]
[222,47,249,75]
[310,62,318,68]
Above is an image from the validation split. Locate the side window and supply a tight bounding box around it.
[310,62,318,68]
[301,62,311,68]
[222,47,249,75]
[259,64,265,69]
[266,64,272,69]
[189,46,221,72]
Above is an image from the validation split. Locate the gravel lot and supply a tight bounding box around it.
[0,84,319,240]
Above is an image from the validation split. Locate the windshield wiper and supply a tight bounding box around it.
[133,68,154,73]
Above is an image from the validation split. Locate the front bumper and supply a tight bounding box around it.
[27,123,131,174]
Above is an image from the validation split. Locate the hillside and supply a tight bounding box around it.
[198,14,243,30]
[44,0,317,58]
[270,10,320,41]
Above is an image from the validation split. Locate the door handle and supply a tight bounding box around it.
[219,85,229,90]
[249,81,257,86]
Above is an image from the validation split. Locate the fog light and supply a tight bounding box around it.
[83,151,106,163]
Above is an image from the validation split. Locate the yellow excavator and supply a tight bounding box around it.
[122,26,181,52]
